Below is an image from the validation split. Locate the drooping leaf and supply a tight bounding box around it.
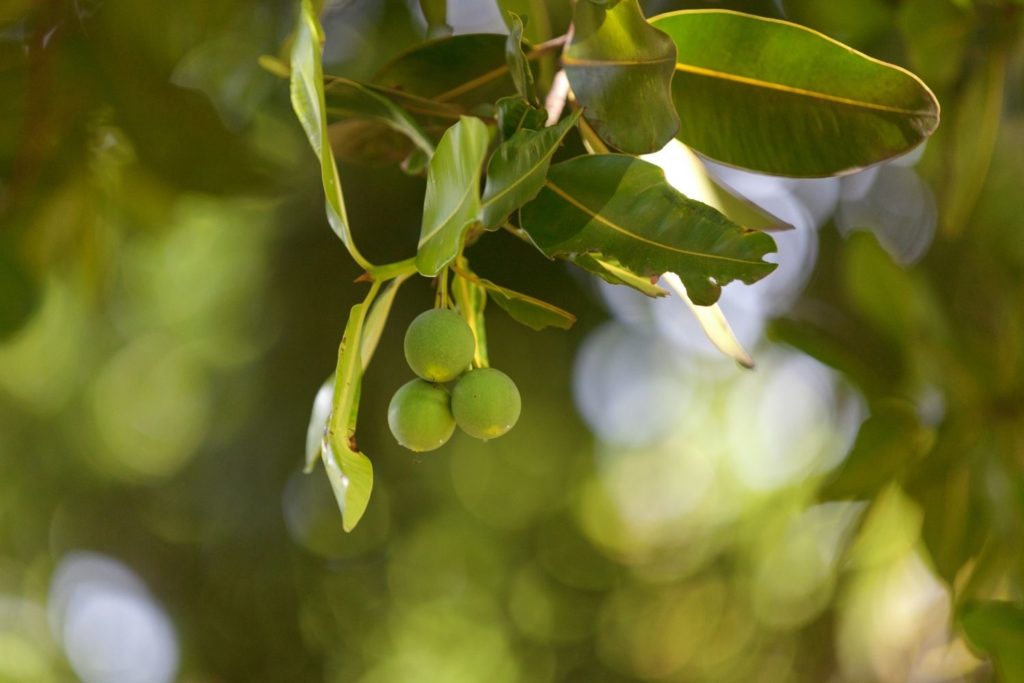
[373,34,516,108]
[322,77,440,156]
[572,253,669,297]
[661,272,754,369]
[289,0,369,268]
[417,117,492,276]
[520,154,777,305]
[323,299,375,532]
[650,10,941,176]
[505,13,538,105]
[821,400,934,500]
[456,267,575,331]
[480,109,581,229]
[495,96,548,141]
[960,601,1024,682]
[563,0,679,154]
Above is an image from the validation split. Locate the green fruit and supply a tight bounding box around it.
[451,368,522,440]
[388,379,456,452]
[404,309,475,382]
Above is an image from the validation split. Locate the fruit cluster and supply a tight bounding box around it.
[388,309,521,452]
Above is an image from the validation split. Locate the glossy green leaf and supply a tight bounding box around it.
[323,77,441,156]
[480,109,581,229]
[505,13,538,105]
[324,298,375,532]
[289,0,370,269]
[960,602,1024,682]
[373,34,516,108]
[456,268,575,331]
[495,96,547,141]
[821,400,934,500]
[563,0,679,154]
[520,154,777,305]
[650,10,941,177]
[417,117,492,276]
[572,253,669,297]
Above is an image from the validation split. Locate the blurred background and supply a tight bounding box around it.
[2,0,1023,681]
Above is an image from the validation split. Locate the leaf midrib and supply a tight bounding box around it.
[542,180,770,267]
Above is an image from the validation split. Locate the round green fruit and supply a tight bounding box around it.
[388,379,456,452]
[404,309,475,382]
[451,368,522,440]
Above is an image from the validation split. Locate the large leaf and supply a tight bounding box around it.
[960,602,1024,682]
[373,34,516,108]
[480,109,581,229]
[417,117,492,276]
[650,10,941,177]
[563,0,679,155]
[520,154,777,305]
[289,0,369,268]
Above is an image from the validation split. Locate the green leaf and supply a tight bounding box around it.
[360,275,409,371]
[571,253,669,297]
[373,34,516,108]
[495,96,548,141]
[960,602,1024,682]
[417,116,492,276]
[505,13,538,105]
[480,109,581,229]
[520,154,777,306]
[455,267,575,331]
[563,0,679,154]
[650,10,941,177]
[418,0,450,37]
[323,297,377,532]
[820,400,934,500]
[289,0,370,269]
[661,272,754,369]
[322,77,438,156]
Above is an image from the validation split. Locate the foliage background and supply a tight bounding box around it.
[1,0,1023,681]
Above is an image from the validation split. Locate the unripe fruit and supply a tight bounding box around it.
[451,368,521,440]
[404,309,475,382]
[388,379,456,452]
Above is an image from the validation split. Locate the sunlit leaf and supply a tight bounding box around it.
[650,10,941,176]
[960,601,1024,681]
[452,266,489,367]
[661,272,754,368]
[495,96,547,141]
[564,0,679,154]
[572,253,669,297]
[324,299,375,532]
[289,0,369,268]
[480,109,580,229]
[520,154,777,305]
[417,116,492,276]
